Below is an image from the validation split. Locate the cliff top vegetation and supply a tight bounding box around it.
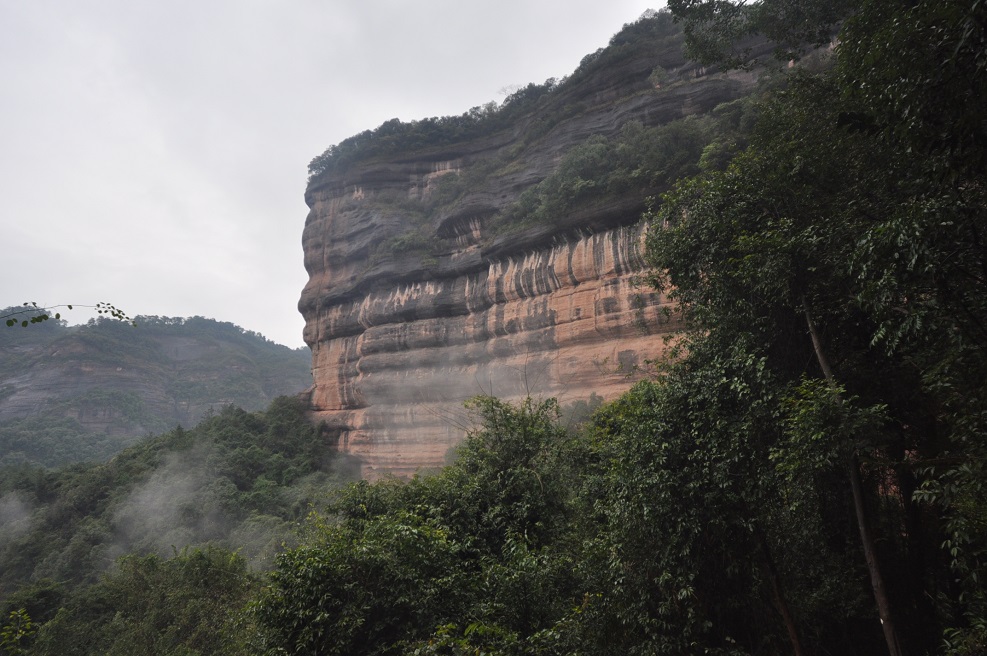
[2,0,986,653]
[306,9,681,182]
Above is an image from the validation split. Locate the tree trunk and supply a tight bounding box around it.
[755,527,805,656]
[802,296,904,656]
[848,453,904,656]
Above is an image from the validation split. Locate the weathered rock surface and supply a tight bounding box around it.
[300,16,769,477]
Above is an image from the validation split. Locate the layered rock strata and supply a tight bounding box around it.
[300,18,767,477]
[307,225,679,477]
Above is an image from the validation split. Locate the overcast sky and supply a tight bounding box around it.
[1,0,662,347]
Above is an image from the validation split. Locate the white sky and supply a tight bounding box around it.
[1,0,662,347]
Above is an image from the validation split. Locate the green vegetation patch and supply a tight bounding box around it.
[306,10,683,183]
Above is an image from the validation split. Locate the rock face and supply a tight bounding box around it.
[306,225,678,477]
[300,14,767,478]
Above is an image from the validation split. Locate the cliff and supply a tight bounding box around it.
[300,12,770,477]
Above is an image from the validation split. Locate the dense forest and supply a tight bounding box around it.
[0,397,360,654]
[3,0,987,653]
[0,314,312,468]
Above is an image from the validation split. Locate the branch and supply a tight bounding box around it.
[2,302,135,328]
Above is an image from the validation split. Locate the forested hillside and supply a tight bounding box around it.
[2,1,985,654]
[0,397,360,654]
[260,0,987,652]
[0,314,312,467]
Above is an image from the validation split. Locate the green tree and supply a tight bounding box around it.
[0,608,35,656]
[31,546,257,656]
[254,396,590,655]
[645,0,987,644]
[645,85,905,653]
[588,350,865,655]
[667,0,852,66]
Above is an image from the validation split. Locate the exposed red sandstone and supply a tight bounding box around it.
[300,19,769,478]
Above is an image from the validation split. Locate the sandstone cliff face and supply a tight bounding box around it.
[300,15,767,477]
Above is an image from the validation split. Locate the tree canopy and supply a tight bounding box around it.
[2,0,986,653]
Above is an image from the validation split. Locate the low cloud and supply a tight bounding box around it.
[0,492,34,549]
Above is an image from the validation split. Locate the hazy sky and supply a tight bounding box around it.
[1,0,661,347]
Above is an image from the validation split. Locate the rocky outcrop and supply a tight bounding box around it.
[300,14,769,478]
[306,225,680,477]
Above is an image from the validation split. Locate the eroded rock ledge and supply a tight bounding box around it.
[300,16,767,477]
[306,224,680,477]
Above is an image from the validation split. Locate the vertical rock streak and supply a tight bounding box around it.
[298,34,765,477]
[307,224,678,477]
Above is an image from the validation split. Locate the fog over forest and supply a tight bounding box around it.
[1,2,986,655]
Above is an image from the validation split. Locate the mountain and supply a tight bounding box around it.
[0,314,312,467]
[298,11,775,477]
[3,2,983,653]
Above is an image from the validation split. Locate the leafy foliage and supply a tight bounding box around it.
[668,0,852,66]
[0,315,313,467]
[2,302,133,329]
[254,397,588,656]
[642,0,987,650]
[31,547,257,656]
[0,396,358,606]
[2,1,985,653]
[0,608,35,656]
[491,116,728,235]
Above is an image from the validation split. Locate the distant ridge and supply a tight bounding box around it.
[0,313,312,467]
